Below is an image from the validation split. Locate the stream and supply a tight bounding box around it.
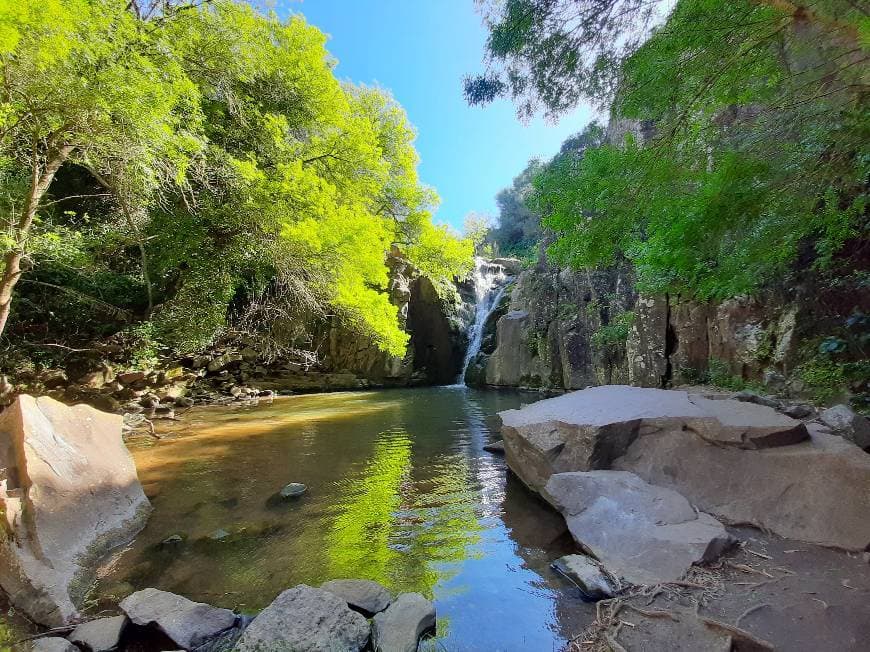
[95,387,596,651]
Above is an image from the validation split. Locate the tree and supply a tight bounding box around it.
[463,212,494,254]
[525,1,868,299]
[0,0,199,338]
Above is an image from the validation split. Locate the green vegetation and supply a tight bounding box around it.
[0,0,472,360]
[471,0,867,298]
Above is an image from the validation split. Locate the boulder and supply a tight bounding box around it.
[544,471,734,586]
[232,584,369,652]
[69,614,127,651]
[207,354,242,374]
[733,390,781,409]
[28,638,78,652]
[820,404,870,450]
[783,403,814,419]
[0,396,150,626]
[120,588,236,650]
[500,386,807,493]
[616,424,870,551]
[371,592,436,652]
[321,578,392,616]
[551,555,618,600]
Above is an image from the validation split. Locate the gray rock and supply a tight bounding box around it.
[232,584,369,652]
[733,390,781,409]
[162,534,184,546]
[120,588,236,650]
[544,470,735,586]
[279,482,307,498]
[482,441,505,454]
[175,396,195,408]
[820,404,870,450]
[321,579,392,616]
[783,403,814,419]
[371,593,435,652]
[209,529,230,541]
[139,394,160,409]
[616,423,870,551]
[69,614,127,651]
[551,555,618,599]
[28,638,78,652]
[500,386,808,494]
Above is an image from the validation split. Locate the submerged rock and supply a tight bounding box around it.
[279,482,307,498]
[482,440,505,454]
[120,587,236,650]
[371,592,436,652]
[69,614,127,651]
[499,385,807,493]
[551,555,618,600]
[544,470,734,586]
[321,578,392,616]
[232,584,369,652]
[0,395,151,626]
[820,404,870,450]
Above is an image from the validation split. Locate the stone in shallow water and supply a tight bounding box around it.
[279,482,307,498]
[120,587,236,650]
[371,592,436,652]
[544,470,735,586]
[551,555,618,600]
[483,440,505,454]
[321,578,392,616]
[232,584,369,652]
[209,528,230,541]
[68,614,127,651]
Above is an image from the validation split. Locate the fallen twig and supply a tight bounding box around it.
[13,625,75,645]
[735,603,772,627]
[746,549,773,560]
[623,604,680,621]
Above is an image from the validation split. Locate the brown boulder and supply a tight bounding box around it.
[0,396,151,625]
[615,423,870,551]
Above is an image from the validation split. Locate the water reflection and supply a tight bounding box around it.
[95,387,596,650]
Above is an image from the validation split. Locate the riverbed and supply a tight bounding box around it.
[95,387,596,651]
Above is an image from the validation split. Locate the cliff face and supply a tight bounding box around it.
[467,260,832,399]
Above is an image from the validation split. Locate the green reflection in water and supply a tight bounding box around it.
[327,430,412,583]
[325,423,485,602]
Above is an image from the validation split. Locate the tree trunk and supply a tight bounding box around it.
[0,144,75,338]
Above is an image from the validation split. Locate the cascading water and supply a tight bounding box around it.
[457,257,510,384]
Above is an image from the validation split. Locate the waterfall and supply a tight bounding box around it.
[457,257,509,384]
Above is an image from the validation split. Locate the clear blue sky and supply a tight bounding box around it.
[277,0,594,232]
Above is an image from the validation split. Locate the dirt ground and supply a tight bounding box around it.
[567,526,870,652]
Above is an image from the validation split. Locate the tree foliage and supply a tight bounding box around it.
[477,0,868,300]
[0,0,472,356]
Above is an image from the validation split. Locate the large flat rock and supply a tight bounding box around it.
[371,592,436,652]
[232,584,369,652]
[544,471,734,586]
[500,386,807,493]
[615,424,870,551]
[0,395,151,625]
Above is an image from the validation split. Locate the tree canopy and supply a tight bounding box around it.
[0,0,472,357]
[473,0,869,300]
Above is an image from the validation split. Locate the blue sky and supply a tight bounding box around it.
[278,0,595,232]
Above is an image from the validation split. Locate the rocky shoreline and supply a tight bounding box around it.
[25,581,436,652]
[488,384,870,650]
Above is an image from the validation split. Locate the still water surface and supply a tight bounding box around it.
[97,387,595,650]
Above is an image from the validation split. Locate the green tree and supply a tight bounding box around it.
[0,0,199,338]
